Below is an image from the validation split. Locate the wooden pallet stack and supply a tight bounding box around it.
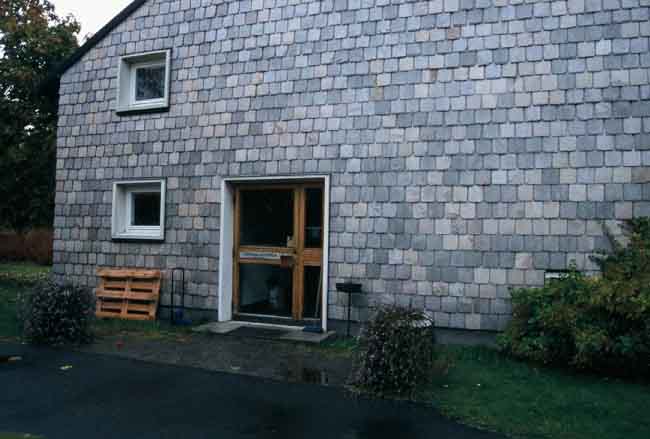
[96,268,161,321]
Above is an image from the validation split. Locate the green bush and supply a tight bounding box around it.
[352,306,435,397]
[499,218,650,377]
[20,280,95,346]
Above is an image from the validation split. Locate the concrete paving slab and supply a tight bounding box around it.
[279,330,335,343]
[81,331,353,386]
[193,321,334,343]
[193,320,243,334]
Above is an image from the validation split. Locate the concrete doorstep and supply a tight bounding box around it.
[193,320,336,344]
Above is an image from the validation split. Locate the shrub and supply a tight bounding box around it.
[352,306,435,397]
[20,280,95,346]
[499,218,650,378]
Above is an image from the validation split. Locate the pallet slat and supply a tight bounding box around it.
[96,268,161,321]
[97,268,161,279]
[95,289,127,299]
[125,303,154,312]
[98,303,123,311]
[125,292,158,301]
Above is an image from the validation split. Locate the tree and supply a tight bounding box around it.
[0,0,79,232]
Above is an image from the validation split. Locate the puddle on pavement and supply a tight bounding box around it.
[284,361,329,385]
[298,367,329,385]
[0,355,23,364]
[342,418,416,439]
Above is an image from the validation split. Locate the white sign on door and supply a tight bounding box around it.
[239,252,282,261]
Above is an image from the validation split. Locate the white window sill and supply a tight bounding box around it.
[114,225,164,241]
[116,101,169,115]
[112,231,164,242]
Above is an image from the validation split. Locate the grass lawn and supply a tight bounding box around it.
[0,280,22,339]
[429,346,650,439]
[93,318,194,339]
[313,336,359,358]
[0,262,50,282]
[0,263,50,340]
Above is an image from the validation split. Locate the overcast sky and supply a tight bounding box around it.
[52,0,133,39]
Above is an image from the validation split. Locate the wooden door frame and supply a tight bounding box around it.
[218,175,330,331]
[233,182,324,320]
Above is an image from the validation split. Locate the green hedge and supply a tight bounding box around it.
[499,218,650,378]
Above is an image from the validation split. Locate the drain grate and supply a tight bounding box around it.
[227,326,290,339]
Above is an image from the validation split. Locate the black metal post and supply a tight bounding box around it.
[180,268,185,321]
[347,290,352,338]
[170,271,175,325]
[336,282,362,338]
[170,268,186,325]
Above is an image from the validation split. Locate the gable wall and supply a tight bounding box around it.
[56,0,650,329]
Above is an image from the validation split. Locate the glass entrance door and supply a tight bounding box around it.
[233,182,324,321]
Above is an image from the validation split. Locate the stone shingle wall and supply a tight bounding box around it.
[55,0,650,330]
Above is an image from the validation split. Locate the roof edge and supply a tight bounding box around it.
[60,0,149,74]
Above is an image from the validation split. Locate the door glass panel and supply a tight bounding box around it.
[240,189,294,247]
[305,188,323,248]
[239,264,292,317]
[303,266,322,319]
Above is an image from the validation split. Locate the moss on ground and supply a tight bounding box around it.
[429,346,650,439]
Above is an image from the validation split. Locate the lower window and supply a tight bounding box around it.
[112,180,166,241]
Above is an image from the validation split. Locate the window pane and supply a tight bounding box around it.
[303,266,322,319]
[132,192,161,226]
[135,65,165,101]
[240,189,294,247]
[239,264,292,317]
[305,188,323,248]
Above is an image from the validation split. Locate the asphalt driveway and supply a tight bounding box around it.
[1,343,502,439]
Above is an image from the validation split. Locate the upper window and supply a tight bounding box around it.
[117,50,170,114]
[112,180,166,241]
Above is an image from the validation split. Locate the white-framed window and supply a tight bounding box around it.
[544,270,568,284]
[112,180,166,241]
[116,50,171,114]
